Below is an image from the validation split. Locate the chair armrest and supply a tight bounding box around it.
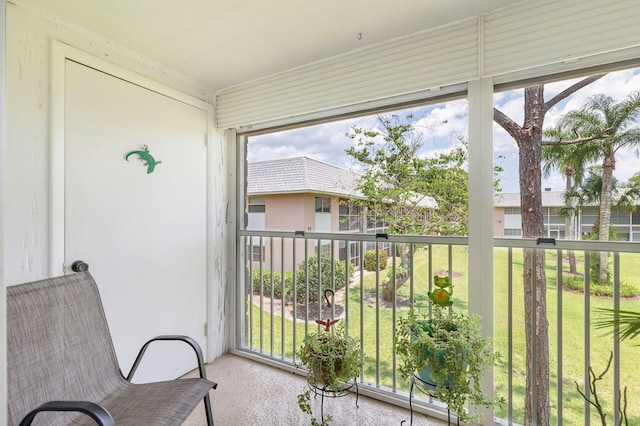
[126,335,217,388]
[20,401,115,426]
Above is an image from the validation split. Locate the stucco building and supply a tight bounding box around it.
[247,156,437,269]
[494,190,640,241]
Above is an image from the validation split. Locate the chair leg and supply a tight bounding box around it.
[204,393,214,426]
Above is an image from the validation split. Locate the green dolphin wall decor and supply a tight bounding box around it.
[125,145,162,174]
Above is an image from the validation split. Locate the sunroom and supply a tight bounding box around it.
[3,0,640,425]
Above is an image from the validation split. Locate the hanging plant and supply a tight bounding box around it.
[395,275,504,423]
[297,318,363,426]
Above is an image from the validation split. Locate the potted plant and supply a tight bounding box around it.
[395,275,503,423]
[297,318,363,426]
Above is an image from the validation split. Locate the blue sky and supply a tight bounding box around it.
[249,68,640,193]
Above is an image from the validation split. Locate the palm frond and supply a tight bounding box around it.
[594,308,640,344]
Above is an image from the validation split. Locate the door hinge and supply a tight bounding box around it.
[204,322,208,337]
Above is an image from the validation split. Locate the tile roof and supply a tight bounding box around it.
[247,156,362,198]
[493,190,566,207]
[494,189,640,208]
[247,156,438,208]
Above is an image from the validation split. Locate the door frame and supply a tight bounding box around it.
[50,40,213,275]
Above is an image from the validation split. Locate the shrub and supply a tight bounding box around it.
[563,276,638,298]
[251,269,293,299]
[364,249,388,271]
[295,255,354,303]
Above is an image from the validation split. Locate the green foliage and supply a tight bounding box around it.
[345,114,432,236]
[345,114,469,237]
[595,309,640,344]
[581,226,618,285]
[386,265,406,284]
[563,276,638,298]
[363,249,388,271]
[251,269,294,299]
[420,140,469,236]
[295,256,354,303]
[344,114,468,303]
[297,322,363,425]
[551,92,640,285]
[395,307,503,423]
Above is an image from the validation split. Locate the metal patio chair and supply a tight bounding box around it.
[7,270,216,425]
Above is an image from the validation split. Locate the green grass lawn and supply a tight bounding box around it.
[250,245,640,425]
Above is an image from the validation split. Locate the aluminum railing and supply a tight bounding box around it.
[236,230,640,425]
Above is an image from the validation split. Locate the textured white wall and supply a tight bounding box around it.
[4,1,229,364]
[1,1,7,422]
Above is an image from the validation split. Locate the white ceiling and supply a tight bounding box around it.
[28,0,523,92]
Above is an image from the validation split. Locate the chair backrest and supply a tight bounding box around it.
[7,272,123,425]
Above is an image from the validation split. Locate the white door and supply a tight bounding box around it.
[64,60,207,383]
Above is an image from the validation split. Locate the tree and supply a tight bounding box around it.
[420,140,469,236]
[566,170,640,284]
[493,74,604,426]
[345,114,468,301]
[545,92,640,284]
[542,131,591,274]
[628,171,640,186]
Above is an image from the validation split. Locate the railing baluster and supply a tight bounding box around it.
[269,236,274,356]
[345,239,351,335]
[331,240,336,321]
[292,236,298,364]
[428,243,433,318]
[317,238,322,326]
[375,241,382,387]
[360,239,365,382]
[556,248,563,426]
[584,250,591,425]
[613,252,621,426]
[248,236,254,350]
[259,236,264,353]
[507,247,513,425]
[280,237,285,360]
[304,239,309,336]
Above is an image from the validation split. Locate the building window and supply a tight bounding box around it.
[339,240,361,267]
[610,208,630,225]
[339,201,361,231]
[319,241,331,257]
[581,207,598,225]
[248,197,265,213]
[504,207,522,231]
[251,244,264,262]
[548,208,565,225]
[504,229,521,237]
[315,197,331,213]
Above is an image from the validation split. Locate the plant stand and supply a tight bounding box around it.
[404,373,459,426]
[307,375,359,423]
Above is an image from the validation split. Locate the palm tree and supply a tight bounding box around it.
[566,170,640,284]
[542,131,591,273]
[546,92,640,285]
[595,309,640,343]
